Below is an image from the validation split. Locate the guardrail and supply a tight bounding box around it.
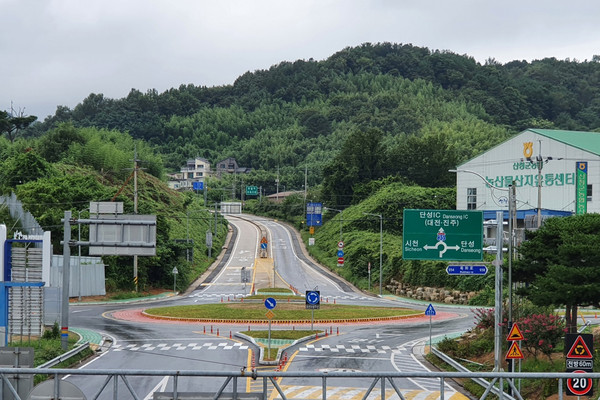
[431,346,519,400]
[35,341,90,369]
[1,367,597,400]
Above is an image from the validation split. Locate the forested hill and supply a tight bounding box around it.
[26,42,600,196]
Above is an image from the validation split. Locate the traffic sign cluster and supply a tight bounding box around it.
[565,333,594,396]
[337,241,344,267]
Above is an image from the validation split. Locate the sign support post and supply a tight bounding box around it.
[425,304,436,351]
[264,298,277,358]
[305,290,320,331]
[61,211,71,351]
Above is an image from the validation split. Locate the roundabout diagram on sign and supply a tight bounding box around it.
[422,228,460,257]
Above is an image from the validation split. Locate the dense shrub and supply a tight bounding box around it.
[517,313,565,361]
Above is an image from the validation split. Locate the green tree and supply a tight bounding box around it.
[0,150,56,193]
[36,123,86,162]
[387,132,459,187]
[321,128,384,208]
[514,214,600,333]
[0,110,37,142]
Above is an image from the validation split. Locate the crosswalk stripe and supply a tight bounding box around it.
[268,386,469,400]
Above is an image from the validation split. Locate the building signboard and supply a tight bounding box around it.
[454,129,600,216]
[576,161,588,214]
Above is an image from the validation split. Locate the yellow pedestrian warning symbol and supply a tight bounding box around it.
[506,323,524,341]
[505,342,524,360]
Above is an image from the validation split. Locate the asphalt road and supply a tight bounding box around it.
[67,213,476,400]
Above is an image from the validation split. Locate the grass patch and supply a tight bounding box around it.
[256,288,295,294]
[245,294,302,300]
[8,329,93,385]
[263,346,279,361]
[243,329,319,340]
[243,330,319,362]
[145,302,419,321]
[108,291,159,300]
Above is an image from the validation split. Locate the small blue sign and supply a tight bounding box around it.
[264,297,277,309]
[261,243,267,250]
[436,228,446,242]
[425,304,436,316]
[306,290,320,305]
[337,250,344,257]
[446,265,488,275]
[193,181,204,191]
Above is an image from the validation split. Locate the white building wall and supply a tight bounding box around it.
[456,130,600,215]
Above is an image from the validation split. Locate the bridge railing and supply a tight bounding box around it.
[1,368,596,400]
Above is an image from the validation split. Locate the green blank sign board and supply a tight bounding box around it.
[402,209,483,261]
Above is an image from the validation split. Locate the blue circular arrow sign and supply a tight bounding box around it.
[305,290,320,305]
[264,297,277,309]
[337,250,344,257]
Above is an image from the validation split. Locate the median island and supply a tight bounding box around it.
[142,290,424,362]
[143,295,421,323]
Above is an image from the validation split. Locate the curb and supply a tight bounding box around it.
[236,332,317,366]
[139,311,425,325]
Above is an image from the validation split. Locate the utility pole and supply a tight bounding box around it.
[61,211,71,351]
[276,167,280,201]
[363,213,383,296]
[132,146,140,292]
[304,165,308,208]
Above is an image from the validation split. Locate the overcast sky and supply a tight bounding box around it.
[2,0,600,120]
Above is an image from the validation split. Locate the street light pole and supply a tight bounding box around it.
[364,213,383,296]
[450,169,515,372]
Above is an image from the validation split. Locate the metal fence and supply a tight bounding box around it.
[50,255,106,297]
[1,367,598,400]
[0,193,44,236]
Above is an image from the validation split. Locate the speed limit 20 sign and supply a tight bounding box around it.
[567,370,593,396]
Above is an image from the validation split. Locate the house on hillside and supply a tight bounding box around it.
[266,190,303,204]
[215,157,251,177]
[166,172,183,190]
[177,157,212,190]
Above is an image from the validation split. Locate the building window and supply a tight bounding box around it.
[588,184,593,201]
[467,188,477,210]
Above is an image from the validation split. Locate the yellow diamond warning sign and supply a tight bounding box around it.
[506,323,524,341]
[505,342,524,360]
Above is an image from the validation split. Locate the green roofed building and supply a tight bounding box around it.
[453,129,599,234]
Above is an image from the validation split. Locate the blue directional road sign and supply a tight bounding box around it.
[306,202,323,227]
[264,297,277,310]
[261,243,267,250]
[446,265,488,275]
[192,181,204,191]
[305,290,320,310]
[425,304,436,316]
[337,250,344,257]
